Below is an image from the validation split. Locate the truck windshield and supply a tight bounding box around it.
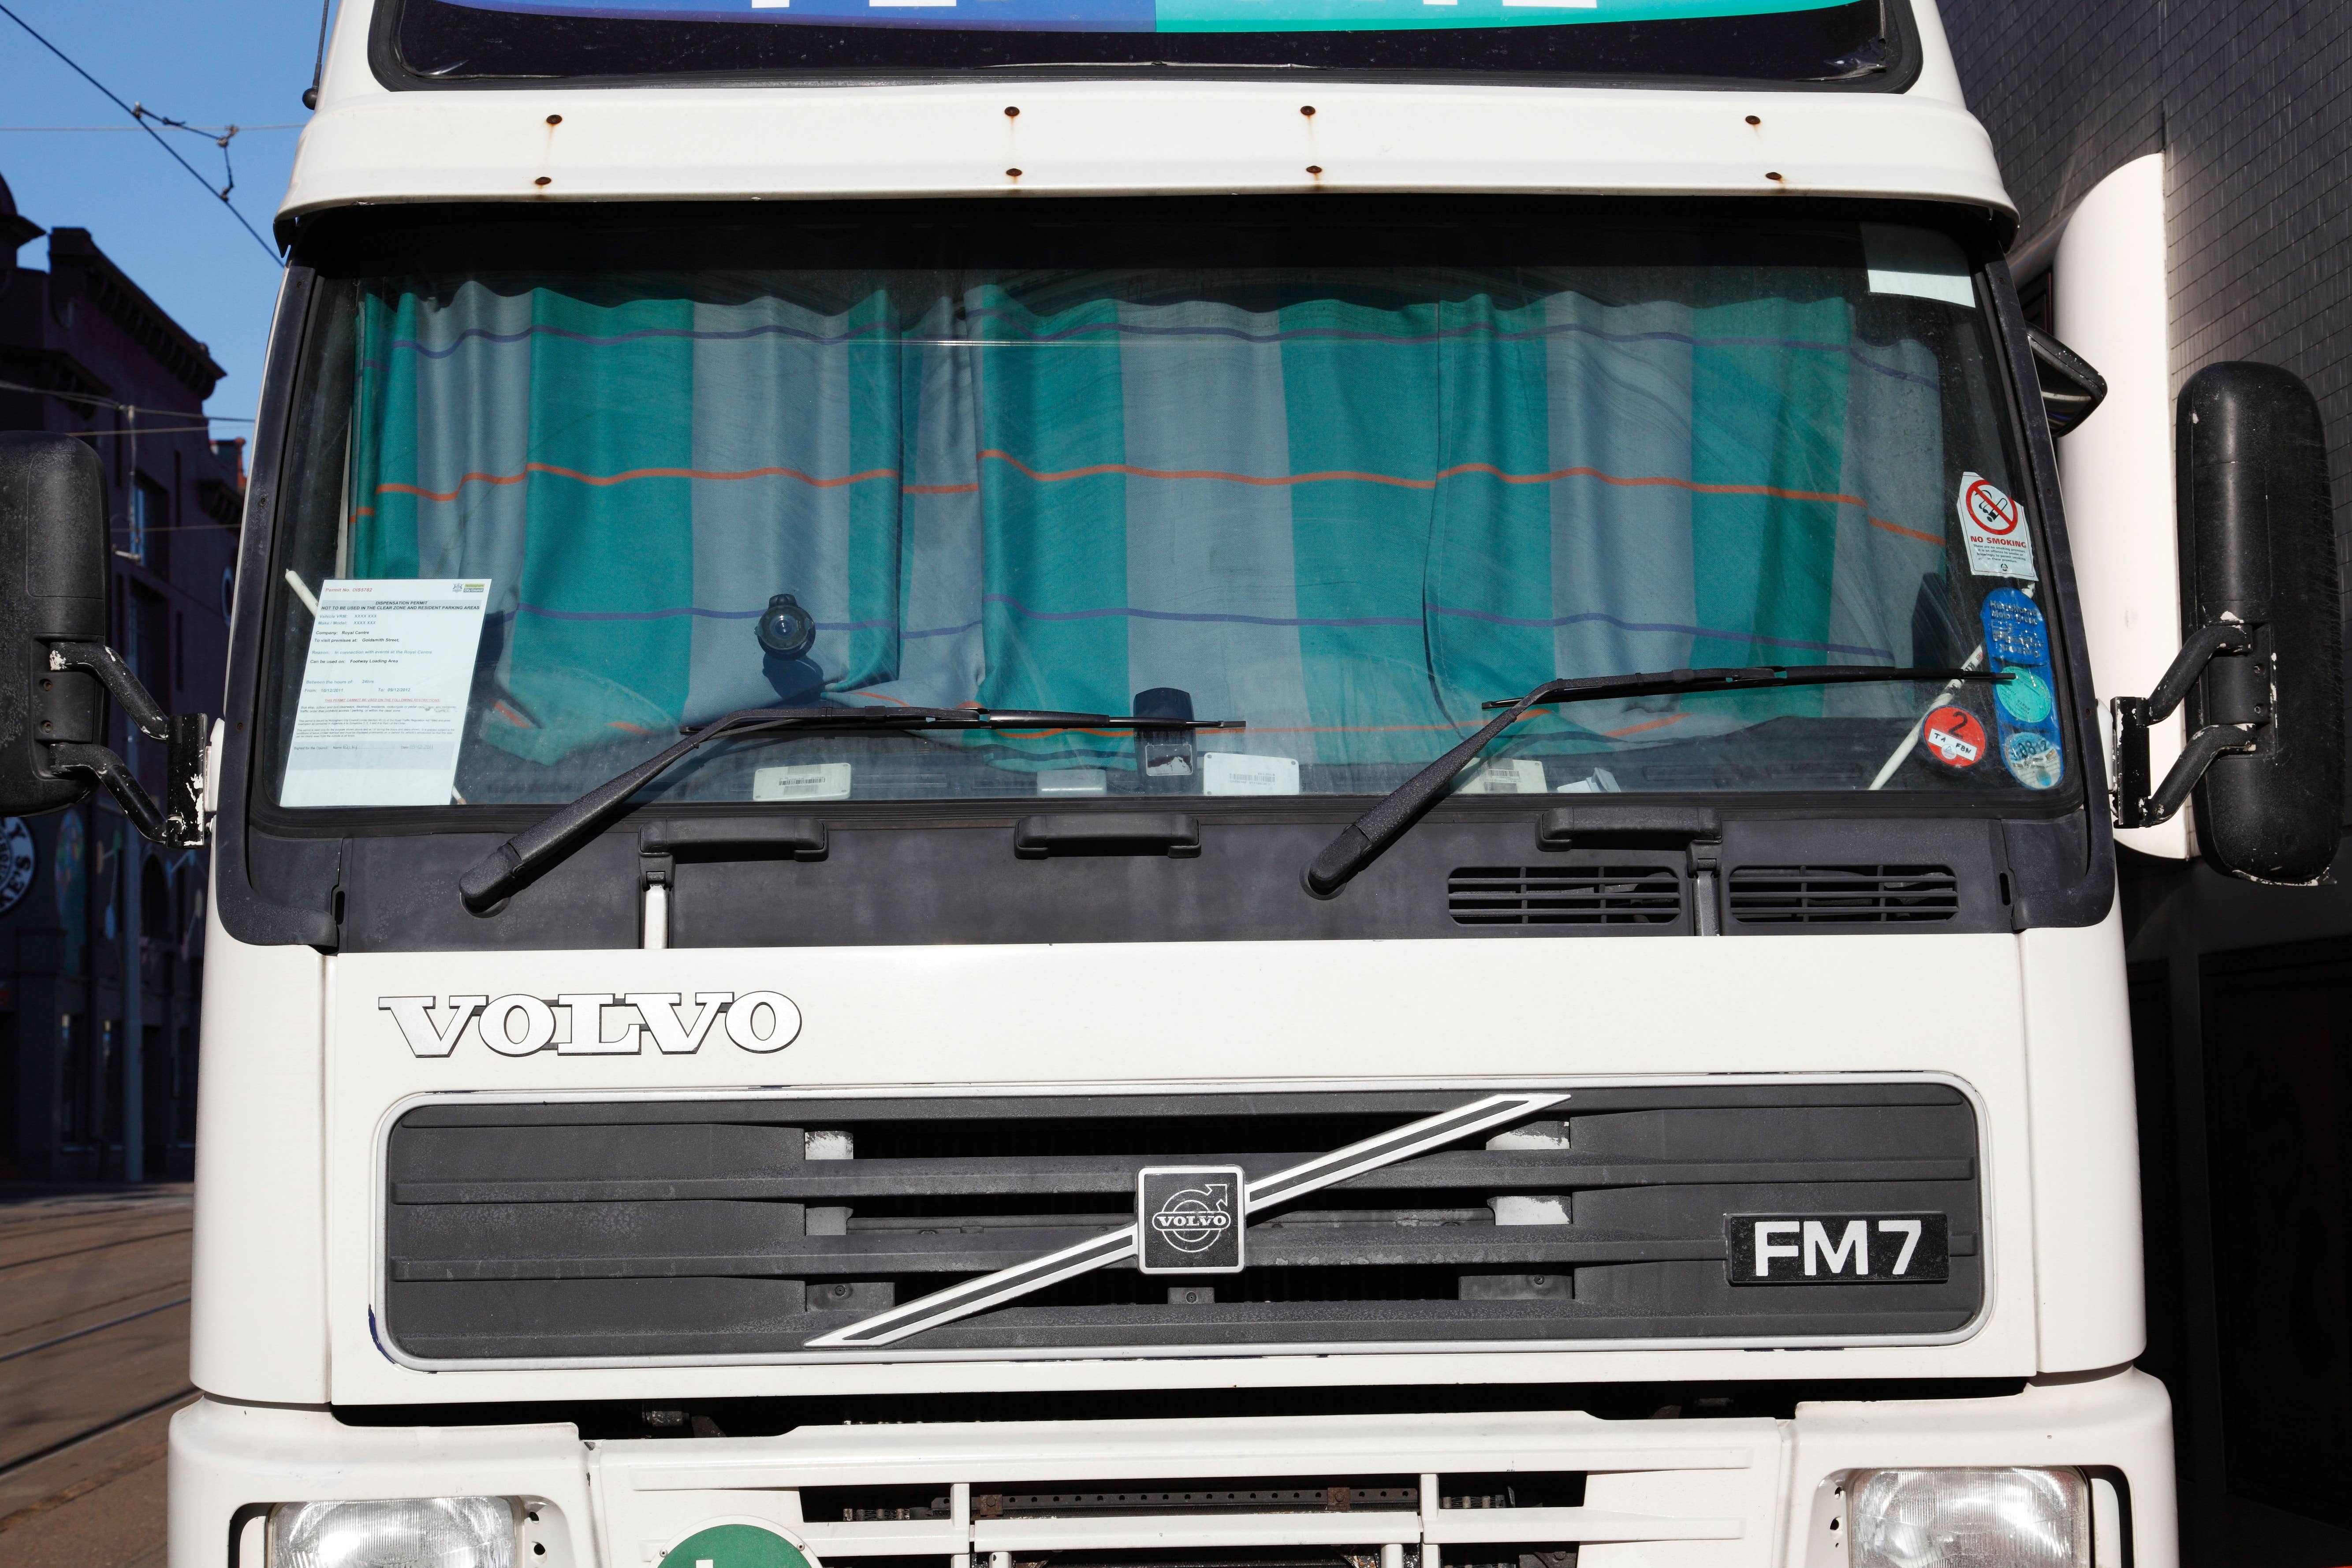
[261,201,2066,813]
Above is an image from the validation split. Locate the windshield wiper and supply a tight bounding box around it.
[459,704,1243,912]
[1301,665,2013,899]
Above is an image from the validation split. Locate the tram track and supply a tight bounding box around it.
[0,1188,196,1556]
[0,1385,197,1483]
[0,1222,192,1276]
[0,1297,193,1367]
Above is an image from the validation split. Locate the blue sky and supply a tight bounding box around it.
[1,0,328,428]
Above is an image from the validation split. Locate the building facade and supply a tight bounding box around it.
[0,171,242,1185]
[1937,5,2352,1565]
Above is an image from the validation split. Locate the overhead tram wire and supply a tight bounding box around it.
[0,2,283,263]
[0,380,253,529]
[0,124,305,133]
[0,378,258,425]
[29,427,228,440]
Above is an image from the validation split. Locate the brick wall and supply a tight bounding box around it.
[1939,0,2352,589]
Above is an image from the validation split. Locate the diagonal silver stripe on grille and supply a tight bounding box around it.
[804,1090,1569,1349]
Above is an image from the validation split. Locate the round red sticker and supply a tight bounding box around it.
[1923,705,1986,768]
[1963,478,2020,536]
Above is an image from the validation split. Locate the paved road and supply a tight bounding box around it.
[0,1184,197,1568]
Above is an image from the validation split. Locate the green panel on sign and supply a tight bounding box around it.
[658,1525,815,1568]
[1157,0,1853,32]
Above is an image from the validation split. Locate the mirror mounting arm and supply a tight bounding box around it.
[2112,619,2262,829]
[48,741,169,842]
[48,640,169,741]
[40,640,207,847]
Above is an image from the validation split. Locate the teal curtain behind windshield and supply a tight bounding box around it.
[347,272,1946,769]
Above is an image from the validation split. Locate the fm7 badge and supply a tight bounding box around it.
[1726,1213,1950,1283]
[1137,1165,1246,1274]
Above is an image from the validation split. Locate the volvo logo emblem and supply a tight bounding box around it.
[1136,1165,1246,1274]
[1152,1189,1230,1252]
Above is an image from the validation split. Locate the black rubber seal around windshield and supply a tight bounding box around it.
[212,262,343,950]
[1981,248,2115,929]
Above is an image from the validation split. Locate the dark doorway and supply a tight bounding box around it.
[2199,938,2352,1530]
[141,1022,168,1177]
[59,1013,89,1150]
[98,1017,122,1167]
[2126,961,2191,1467]
[172,1021,197,1146]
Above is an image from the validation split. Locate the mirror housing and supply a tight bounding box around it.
[0,433,208,845]
[0,433,109,815]
[2113,365,2345,880]
[2179,363,2344,883]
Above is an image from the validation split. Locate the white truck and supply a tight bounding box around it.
[1,1,2342,1565]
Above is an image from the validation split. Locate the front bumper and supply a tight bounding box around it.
[170,1368,2174,1568]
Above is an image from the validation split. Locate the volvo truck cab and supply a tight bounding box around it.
[0,2,2340,1566]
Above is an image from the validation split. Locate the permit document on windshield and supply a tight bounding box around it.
[280,579,492,807]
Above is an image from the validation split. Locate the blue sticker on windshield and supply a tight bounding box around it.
[1980,587,2062,790]
[1982,586,2050,666]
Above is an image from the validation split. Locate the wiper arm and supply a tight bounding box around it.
[459,704,1242,913]
[1301,665,2012,899]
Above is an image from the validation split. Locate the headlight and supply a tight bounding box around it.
[1848,1467,2090,1568]
[268,1497,517,1568]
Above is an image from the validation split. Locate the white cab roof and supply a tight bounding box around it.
[282,0,2011,231]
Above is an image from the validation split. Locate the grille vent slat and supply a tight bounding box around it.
[1726,864,1960,925]
[1448,866,1682,926]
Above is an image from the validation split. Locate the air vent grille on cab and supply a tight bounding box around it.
[1726,864,1960,925]
[1447,867,1683,926]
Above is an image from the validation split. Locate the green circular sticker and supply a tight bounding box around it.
[658,1525,816,1568]
[1994,669,2054,725]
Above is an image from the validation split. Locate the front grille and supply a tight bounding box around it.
[593,1408,1776,1568]
[795,1471,1594,1568]
[973,1483,1426,1517]
[382,1084,1983,1363]
[1725,865,1960,925]
[1447,868,1683,927]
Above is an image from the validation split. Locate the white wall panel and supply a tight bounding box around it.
[2054,156,2185,857]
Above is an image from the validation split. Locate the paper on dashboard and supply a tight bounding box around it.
[280,578,492,807]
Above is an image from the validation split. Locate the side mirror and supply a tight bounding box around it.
[0,433,207,846]
[2111,364,2345,883]
[2026,327,2110,436]
[0,434,108,817]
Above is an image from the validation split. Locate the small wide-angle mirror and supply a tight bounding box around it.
[2026,327,2109,436]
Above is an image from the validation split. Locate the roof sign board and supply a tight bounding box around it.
[387,0,1899,80]
[441,0,1853,34]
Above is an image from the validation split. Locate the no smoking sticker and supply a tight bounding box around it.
[1956,472,2037,582]
[1922,706,1986,768]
